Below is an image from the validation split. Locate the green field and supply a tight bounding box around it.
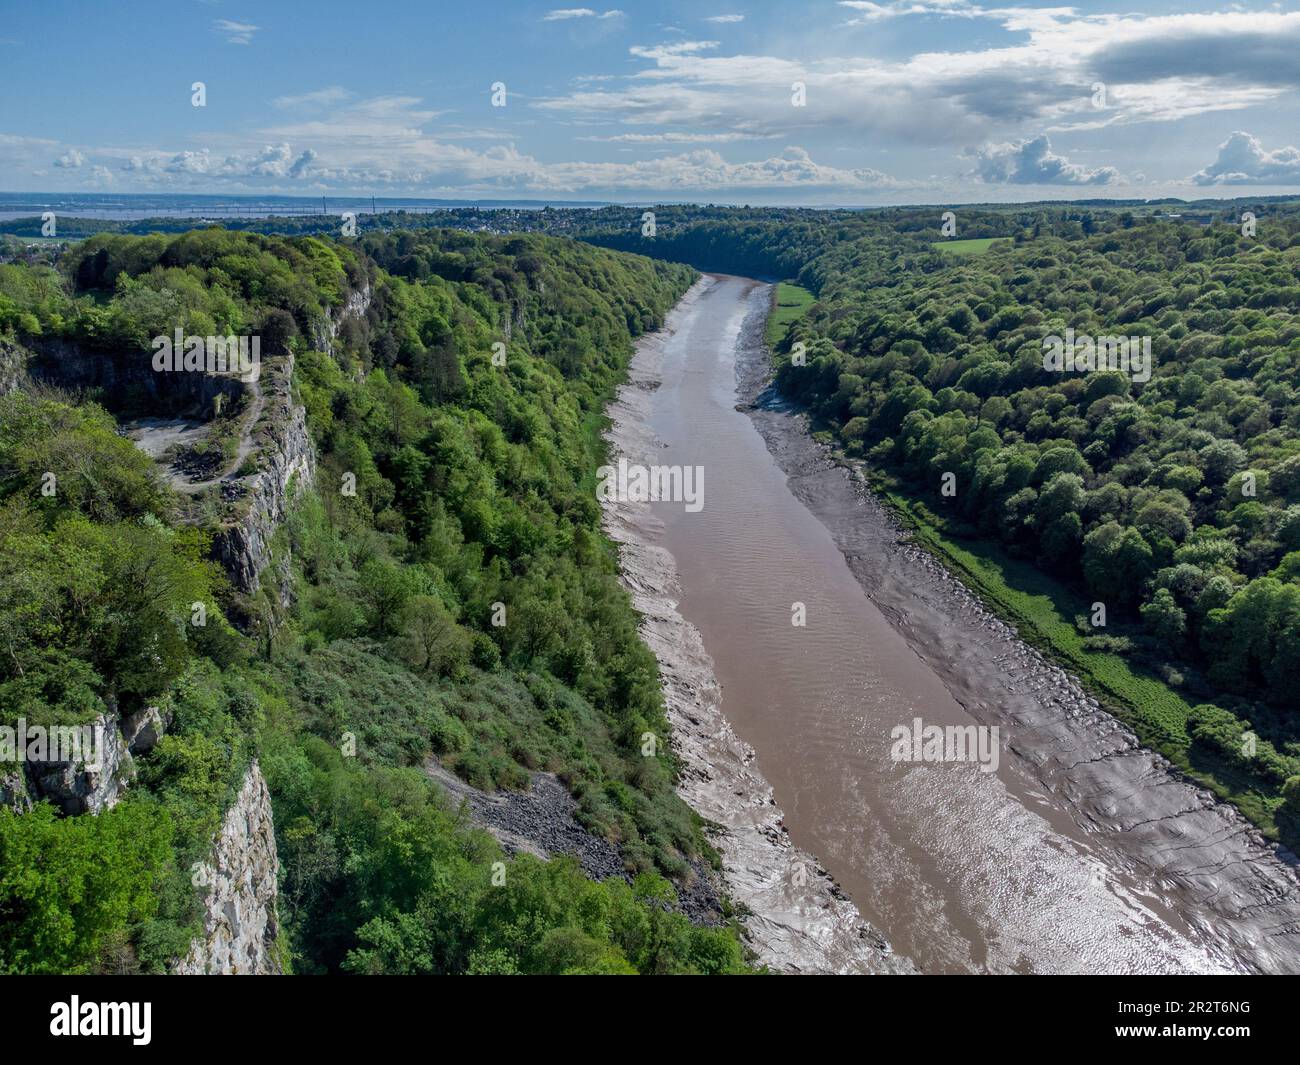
[868,471,1288,843]
[932,237,1008,255]
[766,281,816,345]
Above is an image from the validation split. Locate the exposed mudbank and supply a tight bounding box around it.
[739,287,1300,975]
[602,278,915,973]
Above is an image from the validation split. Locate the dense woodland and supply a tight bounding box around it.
[0,227,755,974]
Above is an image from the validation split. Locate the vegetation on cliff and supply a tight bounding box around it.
[0,227,753,974]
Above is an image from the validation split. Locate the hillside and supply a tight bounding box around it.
[0,227,757,975]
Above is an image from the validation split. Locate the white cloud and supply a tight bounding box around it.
[34,93,901,195]
[213,19,259,45]
[580,131,776,143]
[704,14,744,22]
[543,8,623,20]
[245,143,318,178]
[971,134,1120,185]
[839,0,988,24]
[536,11,1300,148]
[53,149,84,168]
[526,145,899,192]
[273,87,352,109]
[1192,131,1300,186]
[166,150,211,174]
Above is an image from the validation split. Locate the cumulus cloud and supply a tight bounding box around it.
[213,19,258,45]
[971,135,1119,185]
[1192,131,1300,186]
[245,143,317,178]
[166,150,211,174]
[53,148,84,168]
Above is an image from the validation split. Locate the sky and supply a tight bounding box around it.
[3,0,1300,205]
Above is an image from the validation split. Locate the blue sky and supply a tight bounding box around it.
[4,0,1300,203]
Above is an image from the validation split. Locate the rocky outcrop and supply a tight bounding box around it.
[23,712,134,816]
[15,702,166,815]
[0,337,26,396]
[216,282,371,600]
[121,705,164,755]
[1,769,31,812]
[174,762,282,976]
[213,353,315,600]
[309,284,371,355]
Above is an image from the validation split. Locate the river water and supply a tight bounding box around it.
[609,274,1300,974]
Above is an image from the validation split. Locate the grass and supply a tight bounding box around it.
[766,281,816,346]
[932,237,1008,256]
[866,469,1288,843]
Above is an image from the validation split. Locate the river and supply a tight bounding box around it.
[602,274,1300,975]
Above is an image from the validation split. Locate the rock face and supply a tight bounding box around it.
[174,762,282,976]
[15,336,246,414]
[213,353,315,599]
[212,286,371,601]
[310,283,371,355]
[15,703,166,815]
[0,337,26,396]
[2,285,372,603]
[23,712,134,816]
[121,705,164,755]
[1,769,31,812]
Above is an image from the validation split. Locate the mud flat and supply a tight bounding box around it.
[605,273,1300,975]
[603,279,913,974]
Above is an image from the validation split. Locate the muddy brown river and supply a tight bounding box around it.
[605,274,1300,975]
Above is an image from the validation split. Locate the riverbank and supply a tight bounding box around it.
[867,475,1294,840]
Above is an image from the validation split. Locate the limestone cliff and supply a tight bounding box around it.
[174,762,282,976]
[309,283,372,356]
[213,352,315,600]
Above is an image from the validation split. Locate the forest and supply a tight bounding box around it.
[0,226,754,974]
